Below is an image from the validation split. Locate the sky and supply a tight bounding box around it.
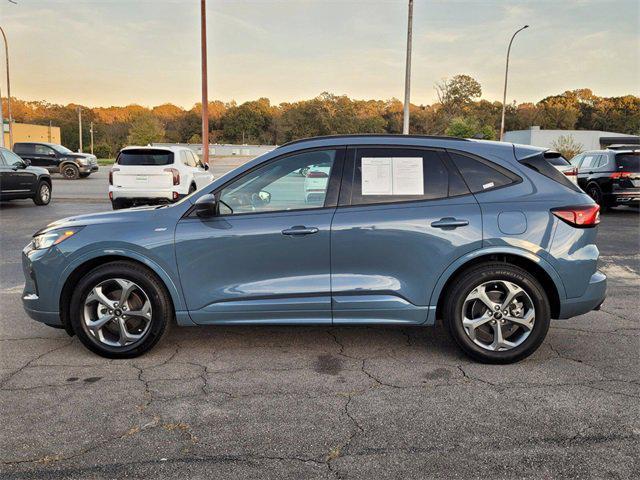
[1,0,638,109]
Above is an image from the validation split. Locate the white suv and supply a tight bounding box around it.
[109,146,214,209]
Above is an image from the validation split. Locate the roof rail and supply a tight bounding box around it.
[277,134,470,149]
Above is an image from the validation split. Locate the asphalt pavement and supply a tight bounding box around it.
[0,174,638,479]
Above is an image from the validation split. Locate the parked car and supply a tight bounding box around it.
[570,149,640,209]
[0,146,52,205]
[13,142,98,180]
[22,135,606,363]
[545,152,578,185]
[109,146,214,209]
[303,159,332,205]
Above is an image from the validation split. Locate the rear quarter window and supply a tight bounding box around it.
[117,149,174,166]
[518,152,582,193]
[449,152,519,193]
[13,143,33,155]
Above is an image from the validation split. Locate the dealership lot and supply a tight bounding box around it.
[0,167,638,479]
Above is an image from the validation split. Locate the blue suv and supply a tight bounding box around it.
[22,135,606,363]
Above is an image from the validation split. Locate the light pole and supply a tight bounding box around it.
[200,0,210,166]
[402,0,414,135]
[0,26,13,148]
[0,82,4,147]
[77,107,83,152]
[499,25,529,141]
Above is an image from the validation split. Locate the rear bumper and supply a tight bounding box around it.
[557,271,607,319]
[110,188,175,201]
[605,190,640,204]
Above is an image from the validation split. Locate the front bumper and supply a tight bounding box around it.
[22,247,63,327]
[557,271,607,319]
[79,164,99,173]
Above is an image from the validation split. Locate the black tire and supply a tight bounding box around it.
[586,183,609,211]
[79,172,91,178]
[111,199,129,210]
[69,261,173,358]
[61,163,80,180]
[443,262,550,364]
[33,181,52,206]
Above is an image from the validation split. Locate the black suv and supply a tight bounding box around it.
[0,146,52,205]
[570,149,640,210]
[13,142,98,180]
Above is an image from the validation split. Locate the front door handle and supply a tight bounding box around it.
[431,217,469,229]
[282,226,319,236]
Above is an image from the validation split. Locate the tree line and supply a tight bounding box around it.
[4,75,639,158]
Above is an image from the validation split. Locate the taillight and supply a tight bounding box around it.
[610,171,632,179]
[552,205,600,228]
[164,168,180,185]
[109,168,119,185]
[172,191,179,200]
[307,171,328,178]
[564,167,577,177]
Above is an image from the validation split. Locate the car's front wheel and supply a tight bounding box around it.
[443,262,550,364]
[61,163,80,180]
[69,261,173,358]
[33,181,51,206]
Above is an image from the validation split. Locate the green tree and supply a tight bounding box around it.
[445,117,496,140]
[127,113,165,145]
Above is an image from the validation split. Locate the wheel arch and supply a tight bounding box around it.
[58,252,187,335]
[432,249,564,322]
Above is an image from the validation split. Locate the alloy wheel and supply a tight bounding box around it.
[461,280,535,351]
[40,184,50,203]
[82,278,153,348]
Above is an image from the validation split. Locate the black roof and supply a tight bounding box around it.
[277,134,470,148]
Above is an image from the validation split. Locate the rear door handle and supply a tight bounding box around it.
[431,217,469,229]
[282,226,319,236]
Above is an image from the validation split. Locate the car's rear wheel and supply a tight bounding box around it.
[61,163,80,180]
[443,262,550,364]
[69,261,173,358]
[33,181,51,205]
[586,183,609,211]
[111,199,130,210]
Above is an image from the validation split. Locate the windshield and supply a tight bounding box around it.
[616,153,640,172]
[117,149,174,166]
[52,144,73,154]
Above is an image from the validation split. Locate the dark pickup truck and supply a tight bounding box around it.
[13,142,98,180]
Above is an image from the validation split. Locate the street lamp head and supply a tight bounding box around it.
[523,25,530,29]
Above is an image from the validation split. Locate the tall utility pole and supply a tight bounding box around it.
[200,0,210,166]
[0,82,4,148]
[500,25,529,141]
[90,121,94,155]
[77,107,83,152]
[402,0,414,135]
[1,26,13,148]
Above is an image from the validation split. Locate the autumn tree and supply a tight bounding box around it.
[127,113,165,145]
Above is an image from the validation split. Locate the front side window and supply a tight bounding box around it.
[34,145,54,156]
[350,148,460,206]
[2,149,27,166]
[219,149,336,215]
[449,152,518,193]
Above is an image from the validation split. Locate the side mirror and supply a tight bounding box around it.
[203,163,209,171]
[23,159,31,166]
[48,151,56,157]
[258,190,271,204]
[194,193,217,218]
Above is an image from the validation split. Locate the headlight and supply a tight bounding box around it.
[77,157,88,164]
[32,227,83,250]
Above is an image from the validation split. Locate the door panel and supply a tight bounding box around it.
[175,209,333,324]
[330,198,482,324]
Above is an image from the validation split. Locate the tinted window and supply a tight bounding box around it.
[546,156,570,166]
[2,149,27,166]
[13,143,34,155]
[117,149,174,166]
[34,144,54,155]
[449,152,517,193]
[580,154,599,169]
[518,152,582,193]
[219,149,336,214]
[616,153,640,172]
[350,148,458,206]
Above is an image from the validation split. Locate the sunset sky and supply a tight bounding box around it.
[1,0,638,108]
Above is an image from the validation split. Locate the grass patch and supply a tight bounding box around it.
[97,158,115,166]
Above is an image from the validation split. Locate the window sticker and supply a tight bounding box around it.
[482,181,495,190]
[361,157,424,195]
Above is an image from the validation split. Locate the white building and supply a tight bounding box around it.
[504,126,639,151]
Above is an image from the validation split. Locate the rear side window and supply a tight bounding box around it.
[580,154,599,169]
[13,143,33,155]
[546,156,570,167]
[117,149,174,166]
[616,153,640,172]
[350,148,468,206]
[518,152,582,193]
[449,152,518,193]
